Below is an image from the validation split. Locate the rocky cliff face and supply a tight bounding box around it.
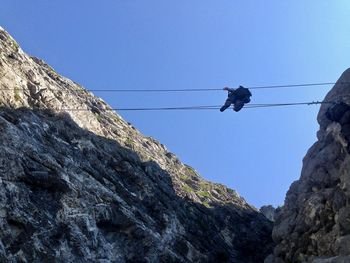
[0,27,273,262]
[260,205,276,222]
[267,69,350,263]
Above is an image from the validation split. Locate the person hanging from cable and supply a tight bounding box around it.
[220,85,252,112]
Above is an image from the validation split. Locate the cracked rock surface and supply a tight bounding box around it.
[267,69,350,263]
[0,27,273,262]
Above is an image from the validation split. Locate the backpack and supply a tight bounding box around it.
[235,86,252,99]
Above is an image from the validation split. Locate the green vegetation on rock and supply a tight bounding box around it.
[125,137,135,147]
[181,184,193,193]
[179,174,190,181]
[197,190,211,198]
[9,38,19,52]
[14,87,21,102]
[202,201,211,208]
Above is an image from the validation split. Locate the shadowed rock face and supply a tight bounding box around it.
[260,205,276,222]
[0,27,273,262]
[267,69,350,263]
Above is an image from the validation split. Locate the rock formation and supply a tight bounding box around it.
[260,205,276,222]
[267,69,350,263]
[0,27,273,262]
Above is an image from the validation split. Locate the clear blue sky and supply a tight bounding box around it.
[1,1,349,207]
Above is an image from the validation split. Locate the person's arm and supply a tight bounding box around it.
[223,87,235,92]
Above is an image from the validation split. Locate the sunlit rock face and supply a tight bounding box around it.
[0,27,273,262]
[267,69,350,263]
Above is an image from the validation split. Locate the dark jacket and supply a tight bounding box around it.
[228,87,252,101]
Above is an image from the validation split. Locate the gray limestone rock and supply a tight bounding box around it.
[260,205,276,222]
[0,27,273,262]
[269,68,350,262]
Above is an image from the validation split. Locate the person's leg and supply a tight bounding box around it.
[233,100,245,112]
[220,99,232,112]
